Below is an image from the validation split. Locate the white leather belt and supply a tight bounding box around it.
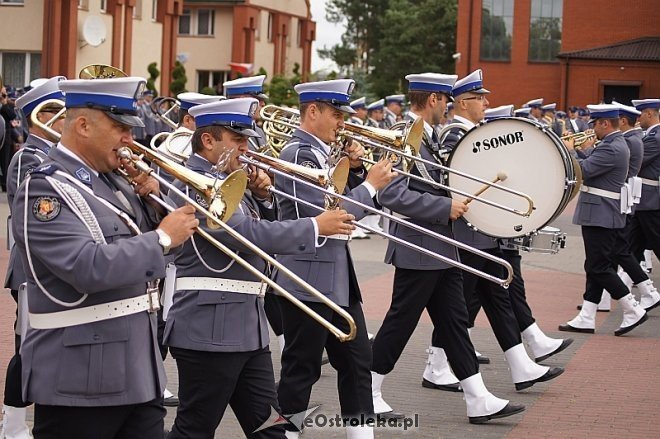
[320,234,351,241]
[580,185,620,200]
[29,291,160,330]
[640,177,660,187]
[176,277,266,296]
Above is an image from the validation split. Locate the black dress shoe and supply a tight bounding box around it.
[376,411,406,420]
[163,395,179,407]
[422,379,463,392]
[577,304,609,312]
[468,403,526,424]
[515,367,564,391]
[614,312,648,336]
[644,300,660,312]
[535,338,574,362]
[558,323,594,334]
[477,354,490,364]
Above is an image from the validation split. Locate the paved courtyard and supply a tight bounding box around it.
[0,194,658,438]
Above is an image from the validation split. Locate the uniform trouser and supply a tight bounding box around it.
[433,249,521,352]
[630,210,660,262]
[582,226,631,303]
[499,249,536,331]
[4,289,28,407]
[371,267,478,380]
[615,216,650,284]
[277,295,373,428]
[33,398,165,439]
[169,347,283,439]
[264,293,284,336]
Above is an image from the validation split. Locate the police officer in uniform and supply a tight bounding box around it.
[418,70,563,395]
[567,106,589,133]
[371,72,525,425]
[382,94,404,129]
[591,103,660,312]
[12,77,198,438]
[163,98,354,438]
[365,99,384,128]
[274,79,396,439]
[223,75,269,152]
[630,99,660,262]
[514,107,532,119]
[523,98,546,126]
[559,104,649,336]
[2,75,65,439]
[349,97,367,125]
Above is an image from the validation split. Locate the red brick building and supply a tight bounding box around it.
[455,0,660,109]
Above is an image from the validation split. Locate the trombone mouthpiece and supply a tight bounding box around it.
[497,171,508,181]
[117,148,132,159]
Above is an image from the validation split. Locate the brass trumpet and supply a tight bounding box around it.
[561,129,597,148]
[150,96,180,131]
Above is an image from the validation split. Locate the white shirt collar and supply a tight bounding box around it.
[407,110,434,139]
[32,133,55,148]
[298,127,331,156]
[56,142,99,176]
[452,114,476,129]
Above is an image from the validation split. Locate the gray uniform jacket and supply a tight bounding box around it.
[133,105,147,140]
[377,115,459,270]
[572,131,629,228]
[443,120,498,250]
[142,102,158,136]
[567,118,588,134]
[382,108,396,129]
[275,128,374,307]
[5,134,52,290]
[636,123,660,211]
[624,127,644,179]
[248,124,267,152]
[13,147,169,406]
[365,118,379,128]
[163,154,317,352]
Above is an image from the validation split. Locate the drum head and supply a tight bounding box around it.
[447,118,571,238]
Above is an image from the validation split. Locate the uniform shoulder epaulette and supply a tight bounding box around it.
[30,164,58,176]
[649,128,658,136]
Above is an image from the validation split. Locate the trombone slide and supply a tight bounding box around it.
[120,150,357,342]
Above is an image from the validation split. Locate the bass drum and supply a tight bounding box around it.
[446,117,581,238]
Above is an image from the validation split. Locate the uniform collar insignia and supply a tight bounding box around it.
[75,167,92,184]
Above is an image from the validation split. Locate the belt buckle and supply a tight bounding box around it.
[146,284,161,313]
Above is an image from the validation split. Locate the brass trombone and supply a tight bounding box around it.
[145,127,514,286]
[117,142,357,341]
[150,96,180,131]
[261,105,535,217]
[241,150,514,287]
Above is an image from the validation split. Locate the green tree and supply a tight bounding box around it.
[200,86,217,95]
[370,0,457,97]
[267,75,297,107]
[170,61,187,96]
[146,62,160,95]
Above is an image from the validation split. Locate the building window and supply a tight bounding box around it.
[197,9,214,36]
[267,13,273,42]
[0,0,25,5]
[1,52,41,88]
[179,9,191,35]
[100,0,106,12]
[179,9,214,36]
[253,15,260,41]
[529,0,562,62]
[78,0,89,10]
[480,0,514,61]
[151,0,157,21]
[197,70,228,94]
